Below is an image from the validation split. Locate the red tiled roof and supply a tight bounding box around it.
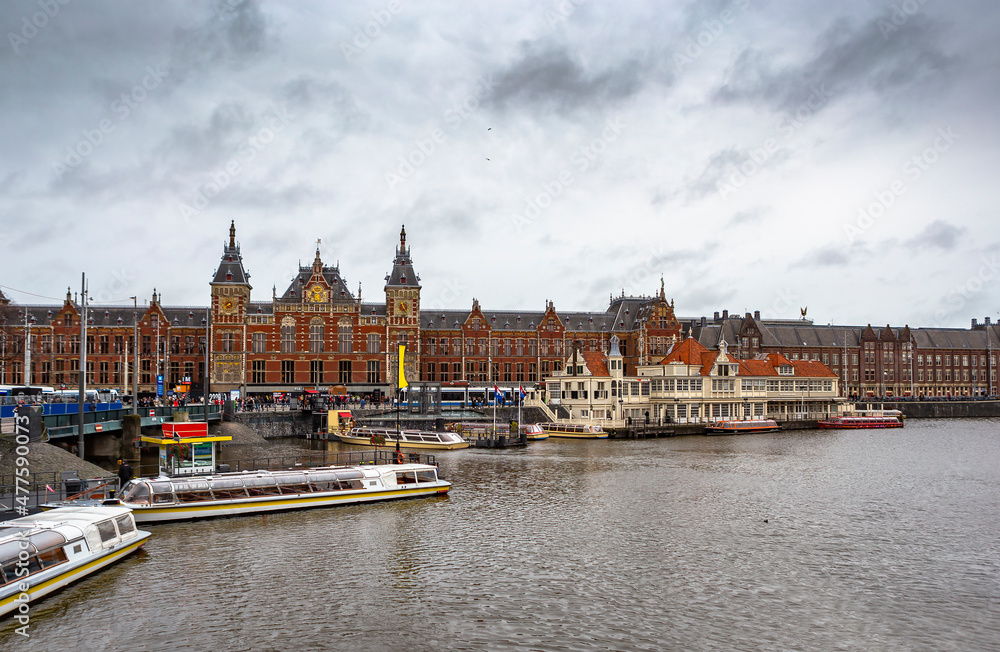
[658,336,710,365]
[790,359,838,377]
[580,351,609,376]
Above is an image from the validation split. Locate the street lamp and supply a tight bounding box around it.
[130,297,138,415]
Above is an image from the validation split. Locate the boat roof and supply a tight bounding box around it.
[1,505,133,528]
[140,463,437,484]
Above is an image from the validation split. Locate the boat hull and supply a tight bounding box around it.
[47,484,451,524]
[817,421,903,429]
[0,533,149,617]
[335,435,469,450]
[545,432,608,439]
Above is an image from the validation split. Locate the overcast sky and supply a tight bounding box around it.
[2,0,998,329]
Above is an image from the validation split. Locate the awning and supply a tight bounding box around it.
[338,411,352,418]
[304,389,319,394]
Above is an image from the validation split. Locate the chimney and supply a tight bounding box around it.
[713,311,720,321]
[700,316,707,327]
[972,318,978,328]
[986,316,992,326]
[722,310,729,320]
[754,310,760,321]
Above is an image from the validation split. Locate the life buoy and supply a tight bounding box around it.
[396,451,405,464]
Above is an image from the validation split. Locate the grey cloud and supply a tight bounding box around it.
[727,208,766,227]
[488,44,662,113]
[905,219,966,250]
[170,0,274,80]
[714,13,955,113]
[792,246,851,269]
[686,147,789,201]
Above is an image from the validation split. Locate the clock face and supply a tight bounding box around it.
[398,299,410,316]
[221,299,236,314]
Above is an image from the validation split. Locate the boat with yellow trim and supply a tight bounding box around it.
[338,426,470,450]
[45,463,450,524]
[0,506,149,618]
[541,423,608,439]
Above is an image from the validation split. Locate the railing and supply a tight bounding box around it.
[136,449,438,479]
[525,398,557,421]
[0,473,120,506]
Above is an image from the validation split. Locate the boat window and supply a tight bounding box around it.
[244,476,282,496]
[396,472,417,485]
[29,530,67,552]
[0,540,29,565]
[150,482,176,504]
[1,563,18,585]
[115,515,136,536]
[307,472,341,491]
[275,474,311,493]
[37,548,68,569]
[124,483,151,505]
[416,470,437,483]
[209,478,248,499]
[96,520,118,543]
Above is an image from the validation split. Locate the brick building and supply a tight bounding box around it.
[2,224,999,401]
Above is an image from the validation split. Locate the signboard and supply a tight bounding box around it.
[162,422,209,438]
[149,409,155,417]
[230,389,240,400]
[156,374,164,396]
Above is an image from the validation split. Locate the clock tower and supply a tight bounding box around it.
[384,225,421,387]
[210,220,252,392]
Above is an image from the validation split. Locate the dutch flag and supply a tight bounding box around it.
[518,385,526,400]
[494,385,503,402]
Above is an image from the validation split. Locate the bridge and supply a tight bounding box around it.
[1,403,222,439]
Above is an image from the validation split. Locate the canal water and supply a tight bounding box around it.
[5,418,998,651]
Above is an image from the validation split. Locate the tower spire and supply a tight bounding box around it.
[229,220,236,249]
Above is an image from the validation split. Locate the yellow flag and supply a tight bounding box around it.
[398,344,408,389]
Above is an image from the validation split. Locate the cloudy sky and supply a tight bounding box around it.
[1,0,998,329]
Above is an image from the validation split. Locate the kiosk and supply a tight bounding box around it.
[140,422,232,476]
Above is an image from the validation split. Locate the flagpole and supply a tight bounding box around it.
[493,387,497,435]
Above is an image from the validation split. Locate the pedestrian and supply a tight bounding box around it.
[118,459,134,489]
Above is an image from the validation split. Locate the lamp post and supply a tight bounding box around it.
[130,297,138,414]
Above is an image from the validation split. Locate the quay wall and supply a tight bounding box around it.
[878,400,1000,419]
[233,411,313,438]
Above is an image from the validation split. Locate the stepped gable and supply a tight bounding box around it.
[212,220,251,287]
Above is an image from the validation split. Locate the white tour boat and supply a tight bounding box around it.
[338,426,470,450]
[0,506,150,617]
[46,463,451,524]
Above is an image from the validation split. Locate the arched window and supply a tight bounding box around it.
[222,330,235,353]
[310,318,325,353]
[281,317,296,353]
[338,318,352,353]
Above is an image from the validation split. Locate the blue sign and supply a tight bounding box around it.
[156,374,164,396]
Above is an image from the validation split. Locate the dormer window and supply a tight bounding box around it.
[779,365,793,375]
[226,272,233,281]
[400,275,407,284]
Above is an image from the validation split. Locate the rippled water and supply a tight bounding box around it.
[5,419,999,651]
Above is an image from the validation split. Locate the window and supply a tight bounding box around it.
[222,331,235,353]
[253,332,266,353]
[310,360,323,384]
[281,360,294,384]
[339,360,351,383]
[252,360,266,384]
[310,318,325,353]
[367,360,381,384]
[367,333,381,354]
[338,319,352,353]
[281,318,295,353]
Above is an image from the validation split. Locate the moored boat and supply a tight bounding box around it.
[705,419,780,434]
[0,506,150,617]
[338,426,469,450]
[524,424,548,440]
[541,423,608,439]
[817,416,903,429]
[444,422,548,440]
[44,463,450,524]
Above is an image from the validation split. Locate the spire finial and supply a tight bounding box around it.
[229,220,236,248]
[400,224,406,249]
